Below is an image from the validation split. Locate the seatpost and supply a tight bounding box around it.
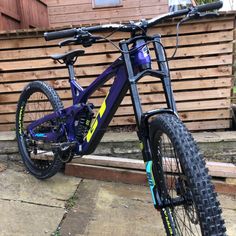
[67,63,75,80]
[67,62,82,104]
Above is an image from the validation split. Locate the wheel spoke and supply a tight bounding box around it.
[21,91,56,170]
[150,114,226,235]
[153,133,201,235]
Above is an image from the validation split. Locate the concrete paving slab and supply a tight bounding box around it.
[0,199,65,236]
[218,195,236,210]
[0,169,81,207]
[0,159,235,236]
[60,179,165,236]
[0,164,83,236]
[222,209,236,236]
[0,162,7,172]
[60,180,236,236]
[83,181,163,236]
[218,195,236,236]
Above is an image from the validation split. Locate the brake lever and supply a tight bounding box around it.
[58,30,91,47]
[199,12,219,18]
[59,38,78,47]
[182,9,219,23]
[58,33,101,48]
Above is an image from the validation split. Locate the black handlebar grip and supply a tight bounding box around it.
[44,28,78,41]
[83,25,104,32]
[195,1,223,12]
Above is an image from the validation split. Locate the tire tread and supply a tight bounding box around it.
[150,113,226,236]
[16,81,64,179]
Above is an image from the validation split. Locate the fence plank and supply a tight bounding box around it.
[109,117,230,129]
[0,77,231,94]
[2,108,230,124]
[0,66,232,83]
[0,42,233,61]
[0,30,233,51]
[0,54,232,72]
[0,99,230,115]
[0,87,231,105]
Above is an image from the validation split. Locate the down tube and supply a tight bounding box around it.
[81,65,129,155]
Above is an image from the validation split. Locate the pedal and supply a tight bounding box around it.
[51,141,76,151]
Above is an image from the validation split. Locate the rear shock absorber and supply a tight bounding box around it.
[75,103,94,143]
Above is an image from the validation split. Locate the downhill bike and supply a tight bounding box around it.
[16,1,227,235]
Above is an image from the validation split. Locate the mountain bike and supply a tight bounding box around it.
[16,1,227,235]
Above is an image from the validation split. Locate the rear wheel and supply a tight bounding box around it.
[149,113,226,236]
[16,81,64,179]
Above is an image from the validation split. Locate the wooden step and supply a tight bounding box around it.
[65,155,236,195]
[68,155,236,178]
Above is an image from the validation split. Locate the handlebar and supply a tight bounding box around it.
[195,0,223,12]
[145,0,223,27]
[44,1,223,41]
[44,28,78,41]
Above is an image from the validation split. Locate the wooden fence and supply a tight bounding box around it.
[0,14,234,131]
[0,0,48,30]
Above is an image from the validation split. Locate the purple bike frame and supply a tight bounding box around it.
[28,57,130,155]
[28,35,177,156]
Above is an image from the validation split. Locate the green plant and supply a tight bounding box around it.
[52,229,61,236]
[233,86,236,94]
[65,194,78,210]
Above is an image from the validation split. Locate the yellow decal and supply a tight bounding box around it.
[86,119,98,142]
[18,105,24,134]
[86,93,108,142]
[99,99,106,117]
[163,208,173,235]
[139,142,144,150]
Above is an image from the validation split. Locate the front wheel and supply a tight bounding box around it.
[149,113,226,236]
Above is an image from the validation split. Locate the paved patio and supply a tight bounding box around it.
[0,159,235,236]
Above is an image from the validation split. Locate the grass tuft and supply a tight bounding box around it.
[65,194,78,210]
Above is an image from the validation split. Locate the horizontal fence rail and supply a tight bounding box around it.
[0,15,235,131]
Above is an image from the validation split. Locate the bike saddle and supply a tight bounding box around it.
[51,49,85,63]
